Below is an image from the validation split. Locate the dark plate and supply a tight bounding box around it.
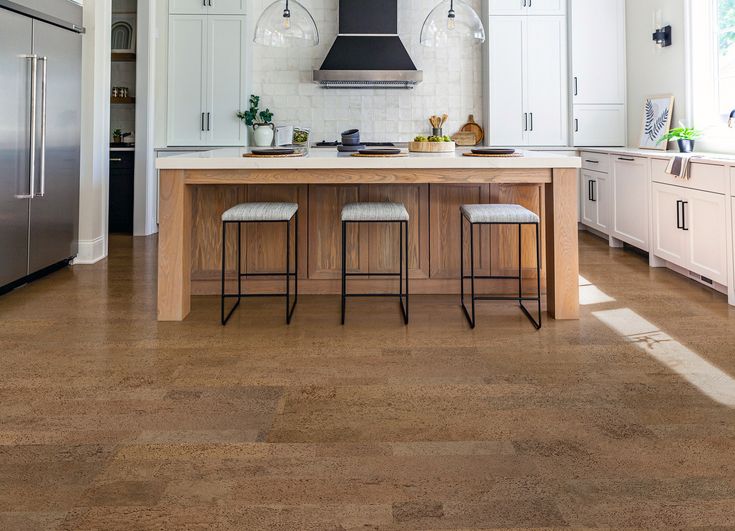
[358,148,402,155]
[471,148,516,155]
[250,148,296,156]
[337,144,366,152]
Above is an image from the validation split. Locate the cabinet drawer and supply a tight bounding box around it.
[581,151,610,173]
[651,158,727,195]
[110,151,135,170]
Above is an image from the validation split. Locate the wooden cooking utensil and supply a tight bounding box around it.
[459,114,484,145]
[441,114,448,127]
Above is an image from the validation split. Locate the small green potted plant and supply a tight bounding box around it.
[237,95,275,147]
[658,123,702,153]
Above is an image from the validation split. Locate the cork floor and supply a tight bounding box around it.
[1,232,735,529]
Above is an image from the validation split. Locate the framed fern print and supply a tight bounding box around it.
[639,95,674,150]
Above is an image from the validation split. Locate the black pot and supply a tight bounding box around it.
[677,139,695,153]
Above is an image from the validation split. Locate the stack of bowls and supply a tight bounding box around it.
[337,129,365,152]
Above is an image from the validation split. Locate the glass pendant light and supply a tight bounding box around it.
[420,0,485,48]
[254,0,319,48]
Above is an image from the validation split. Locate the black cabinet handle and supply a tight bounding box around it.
[585,159,598,164]
[676,200,683,229]
[618,157,635,162]
[207,112,211,131]
[574,77,578,96]
[681,201,689,231]
[524,113,528,131]
[201,112,205,131]
[592,180,596,202]
[574,119,579,132]
[529,113,534,131]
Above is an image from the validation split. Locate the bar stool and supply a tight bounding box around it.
[341,202,409,325]
[460,204,542,330]
[221,202,298,326]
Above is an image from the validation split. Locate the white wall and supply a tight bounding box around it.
[625,0,687,145]
[154,0,483,145]
[78,0,111,264]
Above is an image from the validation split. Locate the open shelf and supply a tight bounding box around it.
[111,53,136,62]
[111,97,136,104]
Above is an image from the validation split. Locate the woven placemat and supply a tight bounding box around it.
[463,152,523,158]
[243,152,306,158]
[351,152,408,158]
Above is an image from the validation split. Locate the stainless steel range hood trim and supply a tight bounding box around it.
[313,70,423,89]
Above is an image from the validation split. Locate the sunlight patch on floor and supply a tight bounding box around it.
[593,308,735,407]
[579,275,616,306]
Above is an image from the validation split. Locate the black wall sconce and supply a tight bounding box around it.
[652,25,672,47]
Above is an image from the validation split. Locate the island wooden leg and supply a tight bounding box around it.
[157,170,192,321]
[544,168,580,320]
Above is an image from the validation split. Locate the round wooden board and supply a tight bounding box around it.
[459,115,484,144]
[462,152,523,158]
[243,152,306,158]
[351,153,409,158]
[408,141,456,153]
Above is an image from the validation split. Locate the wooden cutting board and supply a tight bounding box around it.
[459,114,484,145]
[408,141,455,153]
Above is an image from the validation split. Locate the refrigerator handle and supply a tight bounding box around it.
[17,55,38,199]
[38,57,48,197]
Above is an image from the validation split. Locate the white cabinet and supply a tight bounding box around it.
[487,16,567,146]
[167,15,207,146]
[170,0,246,15]
[687,189,728,285]
[571,0,625,105]
[167,15,247,146]
[611,156,649,251]
[652,182,728,285]
[489,0,566,15]
[581,169,609,234]
[570,0,626,146]
[573,105,626,147]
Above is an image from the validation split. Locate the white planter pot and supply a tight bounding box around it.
[253,124,274,147]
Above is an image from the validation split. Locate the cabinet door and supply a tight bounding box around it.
[487,17,526,146]
[207,0,247,14]
[595,173,610,234]
[686,189,728,285]
[652,183,687,267]
[206,16,247,146]
[169,0,208,15]
[571,0,625,104]
[526,16,567,146]
[527,0,567,15]
[167,15,207,146]
[488,0,526,15]
[611,156,649,250]
[573,105,626,146]
[581,172,597,228]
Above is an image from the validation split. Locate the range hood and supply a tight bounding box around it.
[313,0,423,89]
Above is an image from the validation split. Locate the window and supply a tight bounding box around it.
[716,0,735,116]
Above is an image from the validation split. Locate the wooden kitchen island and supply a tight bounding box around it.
[156,148,581,322]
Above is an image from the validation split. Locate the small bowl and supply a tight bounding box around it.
[341,129,360,146]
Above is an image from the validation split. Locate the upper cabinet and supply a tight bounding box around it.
[167,14,247,146]
[489,0,566,16]
[570,0,626,146]
[571,0,625,105]
[486,16,568,146]
[169,0,246,15]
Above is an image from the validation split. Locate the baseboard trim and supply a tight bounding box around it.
[74,236,106,265]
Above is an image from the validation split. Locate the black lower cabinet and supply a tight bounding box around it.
[109,150,134,234]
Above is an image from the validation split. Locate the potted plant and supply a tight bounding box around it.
[237,95,275,147]
[111,129,131,145]
[658,123,702,153]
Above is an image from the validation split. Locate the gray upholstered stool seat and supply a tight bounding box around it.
[222,202,298,222]
[461,204,539,224]
[342,202,409,222]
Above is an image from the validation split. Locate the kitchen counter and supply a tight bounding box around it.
[156,147,581,172]
[584,146,735,165]
[156,148,581,323]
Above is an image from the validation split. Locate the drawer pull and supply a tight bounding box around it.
[618,157,635,162]
[584,159,599,164]
[110,158,123,162]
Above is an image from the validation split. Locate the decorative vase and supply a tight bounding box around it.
[678,139,694,153]
[253,123,274,147]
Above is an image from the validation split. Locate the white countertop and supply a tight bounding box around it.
[582,146,735,165]
[156,147,582,170]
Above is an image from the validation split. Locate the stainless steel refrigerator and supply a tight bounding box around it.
[0,0,83,292]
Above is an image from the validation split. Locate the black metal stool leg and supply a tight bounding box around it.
[519,222,542,330]
[285,218,291,324]
[341,220,347,325]
[221,221,241,326]
[404,220,409,324]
